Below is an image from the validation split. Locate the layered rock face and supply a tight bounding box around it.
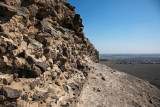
[0,0,99,106]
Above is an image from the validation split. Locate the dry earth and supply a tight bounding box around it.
[77,59,160,107]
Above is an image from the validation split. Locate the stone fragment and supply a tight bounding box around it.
[76,59,86,70]
[55,81,61,86]
[13,73,18,80]
[60,65,66,72]
[14,78,21,82]
[18,51,26,58]
[0,87,22,99]
[26,56,35,64]
[27,39,43,53]
[18,69,28,78]
[64,2,75,11]
[0,46,6,54]
[0,3,17,23]
[51,96,59,103]
[58,55,67,65]
[101,77,105,81]
[30,80,40,89]
[36,62,48,72]
[62,33,69,40]
[72,14,84,30]
[13,57,26,69]
[2,78,8,85]
[29,4,38,17]
[8,79,13,85]
[24,63,32,71]
[22,0,35,6]
[32,93,40,101]
[0,95,6,101]
[32,91,48,101]
[29,65,42,78]
[62,84,69,93]
[43,48,50,54]
[40,18,50,31]
[35,33,45,43]
[17,7,29,19]
[43,37,53,47]
[21,94,28,101]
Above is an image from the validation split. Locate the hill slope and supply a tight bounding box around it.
[77,59,160,107]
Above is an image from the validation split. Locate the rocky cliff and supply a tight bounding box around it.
[0,0,98,106]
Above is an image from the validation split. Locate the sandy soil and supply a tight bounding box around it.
[76,60,160,107]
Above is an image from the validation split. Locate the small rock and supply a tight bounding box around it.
[18,69,28,78]
[0,87,22,99]
[30,80,40,89]
[62,84,69,93]
[32,92,44,101]
[0,46,6,54]
[149,99,153,104]
[13,73,18,80]
[60,65,66,72]
[21,94,28,101]
[51,96,59,103]
[29,66,42,78]
[93,87,101,93]
[92,77,96,79]
[101,77,105,81]
[62,33,69,40]
[14,78,21,82]
[3,78,8,85]
[18,50,26,58]
[8,79,13,85]
[24,63,32,71]
[0,95,5,101]
[36,62,48,72]
[32,93,40,101]
[26,56,35,64]
[0,3,17,23]
[55,81,60,86]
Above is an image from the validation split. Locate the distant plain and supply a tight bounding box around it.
[100,54,160,89]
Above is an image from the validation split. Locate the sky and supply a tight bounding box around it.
[67,0,160,54]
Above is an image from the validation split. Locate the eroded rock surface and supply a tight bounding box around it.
[0,0,98,106]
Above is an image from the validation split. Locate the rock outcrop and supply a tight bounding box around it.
[0,0,98,106]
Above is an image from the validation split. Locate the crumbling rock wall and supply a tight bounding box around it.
[0,0,99,106]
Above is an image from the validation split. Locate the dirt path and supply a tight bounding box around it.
[76,60,160,107]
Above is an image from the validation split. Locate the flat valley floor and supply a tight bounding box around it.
[100,61,160,90]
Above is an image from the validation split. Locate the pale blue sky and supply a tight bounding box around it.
[67,0,160,54]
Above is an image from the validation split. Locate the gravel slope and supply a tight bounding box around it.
[76,60,160,107]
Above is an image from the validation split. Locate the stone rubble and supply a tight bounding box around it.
[0,0,98,106]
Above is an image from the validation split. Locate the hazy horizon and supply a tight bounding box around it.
[67,0,160,54]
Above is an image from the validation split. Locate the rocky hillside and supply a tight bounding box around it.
[0,0,98,106]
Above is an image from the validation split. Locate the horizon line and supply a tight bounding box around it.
[100,53,160,55]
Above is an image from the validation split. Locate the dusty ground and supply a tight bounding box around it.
[76,60,160,107]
